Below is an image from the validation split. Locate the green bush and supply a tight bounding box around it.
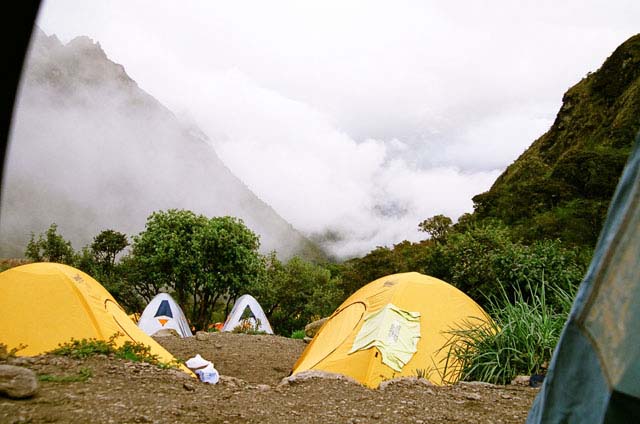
[50,337,113,359]
[290,330,305,339]
[443,280,576,385]
[251,254,343,336]
[49,333,178,369]
[425,221,588,310]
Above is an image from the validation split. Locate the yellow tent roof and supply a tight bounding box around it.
[0,262,190,375]
[292,272,492,388]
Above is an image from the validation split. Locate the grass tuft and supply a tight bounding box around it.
[442,279,576,385]
[290,330,305,339]
[38,367,93,383]
[50,333,179,369]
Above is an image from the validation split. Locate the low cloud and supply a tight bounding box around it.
[179,70,499,256]
[33,0,640,256]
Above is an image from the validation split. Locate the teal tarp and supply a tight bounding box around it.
[527,134,640,422]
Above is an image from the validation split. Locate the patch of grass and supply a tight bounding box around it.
[414,368,432,380]
[50,337,113,359]
[442,279,576,385]
[50,333,179,369]
[38,367,93,383]
[290,330,305,339]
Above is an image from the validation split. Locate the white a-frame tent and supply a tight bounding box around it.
[138,293,193,337]
[222,294,274,334]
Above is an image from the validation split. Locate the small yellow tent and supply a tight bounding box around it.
[292,272,492,388]
[0,263,190,374]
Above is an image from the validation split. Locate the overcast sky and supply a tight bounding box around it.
[35,0,640,257]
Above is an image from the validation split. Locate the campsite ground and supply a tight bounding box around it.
[1,332,539,423]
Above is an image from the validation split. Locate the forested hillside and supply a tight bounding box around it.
[472,33,640,246]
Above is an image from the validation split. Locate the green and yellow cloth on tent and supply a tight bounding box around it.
[349,303,420,372]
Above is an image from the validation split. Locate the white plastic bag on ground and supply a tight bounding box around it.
[195,363,219,384]
[185,354,209,370]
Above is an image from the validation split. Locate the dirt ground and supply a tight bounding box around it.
[1,332,539,423]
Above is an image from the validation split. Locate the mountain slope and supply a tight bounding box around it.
[472,33,640,246]
[1,28,324,260]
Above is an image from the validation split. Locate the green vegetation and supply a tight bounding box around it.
[443,281,576,385]
[38,368,93,383]
[418,214,452,243]
[19,210,343,335]
[50,333,179,369]
[414,368,431,380]
[51,337,113,359]
[472,34,640,248]
[252,253,343,335]
[128,210,263,330]
[25,223,76,264]
[290,330,306,340]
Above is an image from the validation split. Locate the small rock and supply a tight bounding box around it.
[303,337,313,344]
[195,331,209,341]
[168,369,193,380]
[304,317,329,338]
[214,344,223,349]
[463,392,482,401]
[0,365,38,399]
[183,382,196,391]
[8,357,35,367]
[219,375,247,387]
[457,381,498,388]
[510,375,530,386]
[256,384,270,392]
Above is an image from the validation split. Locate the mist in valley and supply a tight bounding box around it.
[4,1,639,259]
[1,29,312,259]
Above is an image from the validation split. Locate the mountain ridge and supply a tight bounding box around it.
[1,28,325,261]
[471,33,640,246]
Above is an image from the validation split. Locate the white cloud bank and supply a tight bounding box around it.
[33,0,640,257]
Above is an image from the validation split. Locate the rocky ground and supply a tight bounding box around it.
[0,332,539,423]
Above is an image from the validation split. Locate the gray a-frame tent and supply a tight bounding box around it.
[527,135,640,422]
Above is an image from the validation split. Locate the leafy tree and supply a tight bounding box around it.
[338,246,399,296]
[90,230,128,274]
[251,255,343,335]
[418,214,453,243]
[129,209,262,330]
[190,215,262,328]
[428,220,588,308]
[336,240,432,297]
[130,209,208,306]
[25,223,76,264]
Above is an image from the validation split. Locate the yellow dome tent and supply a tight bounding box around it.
[0,262,190,374]
[292,272,492,388]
